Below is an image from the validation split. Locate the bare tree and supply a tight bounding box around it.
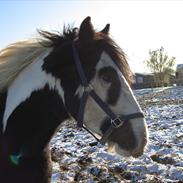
[144,47,175,87]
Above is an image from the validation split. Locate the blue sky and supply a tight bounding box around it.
[1,1,183,73]
[0,1,94,45]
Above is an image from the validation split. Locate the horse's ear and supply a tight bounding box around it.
[101,24,110,34]
[79,16,95,43]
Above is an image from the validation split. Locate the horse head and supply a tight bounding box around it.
[62,17,148,157]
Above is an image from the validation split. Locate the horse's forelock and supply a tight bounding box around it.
[93,33,133,85]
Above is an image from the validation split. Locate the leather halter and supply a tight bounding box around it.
[72,42,144,145]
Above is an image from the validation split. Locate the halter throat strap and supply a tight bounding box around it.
[72,42,144,145]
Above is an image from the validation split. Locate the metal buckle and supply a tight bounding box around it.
[84,84,93,93]
[111,116,124,128]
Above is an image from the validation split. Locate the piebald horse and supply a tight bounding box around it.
[0,17,148,183]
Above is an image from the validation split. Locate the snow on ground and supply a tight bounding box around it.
[50,86,183,183]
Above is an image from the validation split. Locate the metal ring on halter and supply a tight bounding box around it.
[111,116,124,128]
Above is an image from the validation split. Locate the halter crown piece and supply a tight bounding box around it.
[72,42,144,145]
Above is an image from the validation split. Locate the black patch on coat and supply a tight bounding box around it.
[0,85,68,183]
[42,42,102,119]
[42,43,81,119]
[98,66,121,105]
[100,118,137,150]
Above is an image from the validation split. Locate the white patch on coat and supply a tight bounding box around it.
[2,49,64,133]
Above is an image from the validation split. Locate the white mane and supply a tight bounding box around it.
[0,39,49,92]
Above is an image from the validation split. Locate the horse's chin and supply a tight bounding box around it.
[107,142,144,158]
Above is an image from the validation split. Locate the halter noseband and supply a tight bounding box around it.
[72,42,144,145]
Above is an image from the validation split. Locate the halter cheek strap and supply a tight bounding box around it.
[72,42,144,145]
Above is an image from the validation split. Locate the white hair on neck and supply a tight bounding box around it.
[0,39,50,92]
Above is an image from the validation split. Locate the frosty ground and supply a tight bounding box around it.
[50,86,183,183]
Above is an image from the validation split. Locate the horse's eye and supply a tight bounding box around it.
[101,75,113,83]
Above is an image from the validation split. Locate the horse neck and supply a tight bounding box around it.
[0,48,70,161]
[3,49,65,132]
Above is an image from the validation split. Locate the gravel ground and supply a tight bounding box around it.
[51,86,183,183]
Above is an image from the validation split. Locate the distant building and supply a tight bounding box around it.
[176,64,183,86]
[133,73,155,89]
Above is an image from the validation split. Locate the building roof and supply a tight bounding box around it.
[177,64,183,69]
[176,64,183,73]
[135,72,154,77]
